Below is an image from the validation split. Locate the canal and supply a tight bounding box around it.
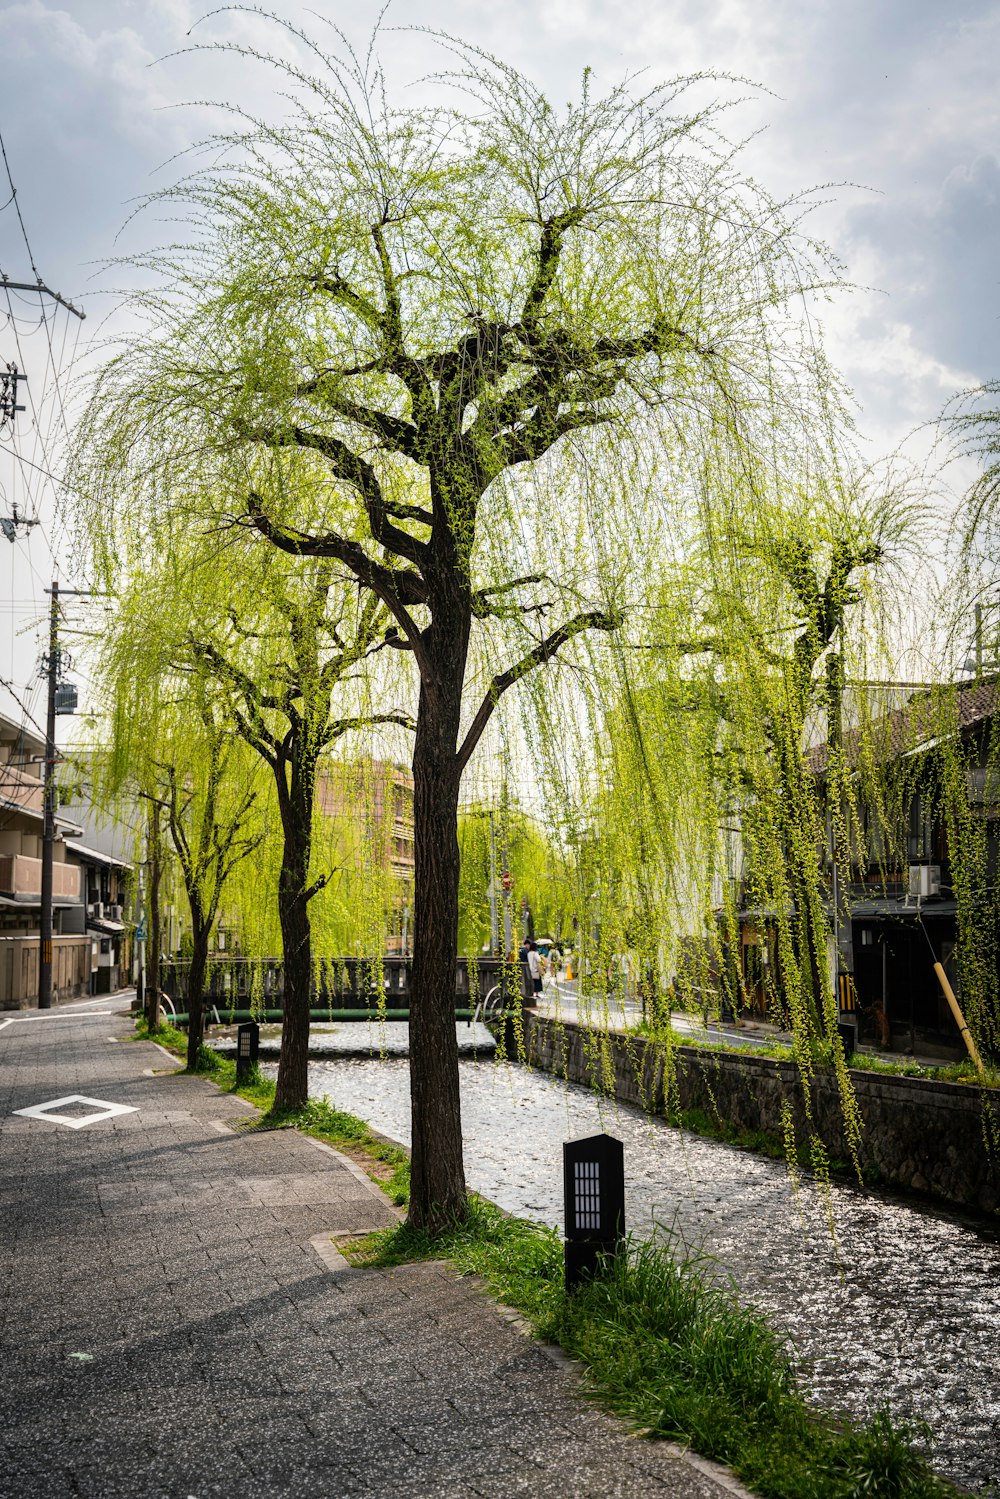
[277,1053,1000,1491]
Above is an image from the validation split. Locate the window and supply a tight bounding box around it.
[907,794,935,860]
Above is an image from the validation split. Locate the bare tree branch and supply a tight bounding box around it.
[471,573,551,618]
[330,711,417,738]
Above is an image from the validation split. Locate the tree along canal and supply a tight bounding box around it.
[277,1055,1000,1491]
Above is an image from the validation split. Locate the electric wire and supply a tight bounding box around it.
[0,128,82,521]
[0,132,42,282]
[0,131,90,736]
[0,671,45,736]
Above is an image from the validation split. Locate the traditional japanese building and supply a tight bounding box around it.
[0,714,133,1006]
[731,680,1000,1058]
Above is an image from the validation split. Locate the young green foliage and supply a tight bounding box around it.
[73,17,871,1230]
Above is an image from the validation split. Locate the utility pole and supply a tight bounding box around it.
[38,580,58,1009]
[38,583,85,1009]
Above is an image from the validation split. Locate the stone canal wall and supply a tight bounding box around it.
[522,1015,1000,1215]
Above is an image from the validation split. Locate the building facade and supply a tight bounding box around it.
[315,758,415,952]
[731,681,999,1058]
[0,714,132,1007]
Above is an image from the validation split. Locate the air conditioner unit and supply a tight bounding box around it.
[92,901,104,919]
[106,903,122,921]
[908,865,941,900]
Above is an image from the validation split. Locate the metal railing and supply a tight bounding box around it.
[159,954,532,1012]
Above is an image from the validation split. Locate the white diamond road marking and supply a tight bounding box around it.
[12,1094,138,1130]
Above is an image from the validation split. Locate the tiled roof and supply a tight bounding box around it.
[804,678,998,774]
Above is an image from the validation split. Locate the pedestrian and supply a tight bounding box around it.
[525,939,543,1001]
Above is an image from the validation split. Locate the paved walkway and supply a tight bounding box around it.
[0,998,738,1499]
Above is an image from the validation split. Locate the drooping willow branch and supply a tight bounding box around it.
[457,608,623,775]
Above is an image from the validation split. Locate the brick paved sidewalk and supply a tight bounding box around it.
[0,1001,740,1499]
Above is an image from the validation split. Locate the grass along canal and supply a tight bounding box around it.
[279,1054,1000,1493]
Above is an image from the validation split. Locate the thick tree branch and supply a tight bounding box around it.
[363,627,413,658]
[501,409,608,468]
[590,319,715,364]
[189,638,285,770]
[307,270,385,330]
[521,210,586,329]
[329,711,417,739]
[240,421,428,567]
[246,495,430,671]
[370,223,404,344]
[311,228,433,413]
[382,498,434,527]
[456,607,623,775]
[292,381,420,459]
[471,573,551,619]
[302,872,330,905]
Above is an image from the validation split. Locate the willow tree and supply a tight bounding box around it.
[82,503,412,1107]
[188,564,413,1111]
[150,705,262,1068]
[458,802,574,956]
[73,23,852,1230]
[584,476,920,1084]
[82,634,265,1062]
[692,526,884,1037]
[949,378,1000,547]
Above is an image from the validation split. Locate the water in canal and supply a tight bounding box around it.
[284,1054,1000,1491]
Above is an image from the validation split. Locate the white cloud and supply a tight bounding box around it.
[1,2,170,133]
[0,0,996,542]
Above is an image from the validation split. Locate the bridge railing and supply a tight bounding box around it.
[160,954,531,1011]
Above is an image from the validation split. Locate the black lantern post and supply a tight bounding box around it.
[235,1021,260,1084]
[563,1132,626,1290]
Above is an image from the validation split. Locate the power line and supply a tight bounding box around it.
[0,130,85,321]
[0,444,81,494]
[0,130,85,573]
[0,672,45,736]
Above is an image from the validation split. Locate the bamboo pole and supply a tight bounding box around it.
[932,962,987,1081]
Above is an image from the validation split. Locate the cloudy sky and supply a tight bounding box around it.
[0,0,997,724]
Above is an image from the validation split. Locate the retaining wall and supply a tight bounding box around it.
[522,1014,1000,1216]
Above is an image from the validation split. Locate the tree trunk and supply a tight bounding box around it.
[145,804,163,1032]
[272,747,317,1113]
[185,906,210,1070]
[791,863,829,1035]
[780,799,827,1035]
[274,874,312,1111]
[407,618,470,1232]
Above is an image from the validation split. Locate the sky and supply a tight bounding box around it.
[0,0,998,733]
